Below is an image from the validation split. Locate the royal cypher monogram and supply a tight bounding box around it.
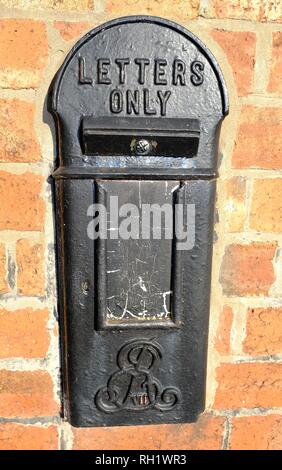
[95,339,180,413]
[78,57,204,116]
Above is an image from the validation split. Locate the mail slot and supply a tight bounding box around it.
[49,16,228,427]
[82,117,200,157]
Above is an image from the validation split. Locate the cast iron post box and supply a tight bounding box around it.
[49,16,228,427]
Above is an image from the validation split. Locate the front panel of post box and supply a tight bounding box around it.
[50,16,228,427]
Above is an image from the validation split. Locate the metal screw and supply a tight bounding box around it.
[134,139,151,156]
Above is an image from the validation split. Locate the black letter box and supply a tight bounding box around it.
[49,16,228,427]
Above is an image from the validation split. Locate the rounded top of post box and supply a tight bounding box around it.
[51,16,228,115]
[49,16,229,172]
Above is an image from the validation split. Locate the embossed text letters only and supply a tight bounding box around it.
[78,57,204,116]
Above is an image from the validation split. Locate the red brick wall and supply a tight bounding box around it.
[0,0,281,450]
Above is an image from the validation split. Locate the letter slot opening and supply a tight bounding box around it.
[82,117,200,157]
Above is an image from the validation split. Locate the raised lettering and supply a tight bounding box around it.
[154,59,167,85]
[173,59,186,86]
[126,90,140,115]
[135,58,150,85]
[190,60,204,86]
[110,89,123,113]
[115,58,130,85]
[143,88,156,115]
[157,90,171,116]
[78,57,93,85]
[97,58,111,84]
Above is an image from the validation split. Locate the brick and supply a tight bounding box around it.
[220,243,276,296]
[268,32,282,95]
[230,415,282,450]
[0,423,58,450]
[250,179,282,232]
[211,31,256,96]
[54,21,92,41]
[233,106,282,169]
[0,0,92,10]
[16,239,45,296]
[0,308,49,358]
[73,414,225,450]
[106,0,200,20]
[0,243,9,294]
[222,177,246,232]
[214,306,233,355]
[0,19,48,89]
[0,172,45,231]
[0,370,58,417]
[243,307,282,356]
[205,1,282,22]
[214,362,282,409]
[0,99,40,163]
